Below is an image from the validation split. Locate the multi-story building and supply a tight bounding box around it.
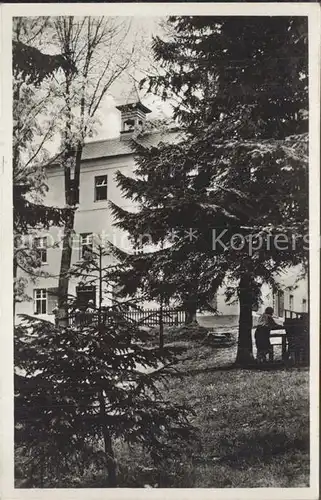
[15,98,308,323]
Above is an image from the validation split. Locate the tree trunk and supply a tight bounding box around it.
[56,59,82,326]
[99,390,117,487]
[13,255,18,318]
[103,430,117,487]
[57,210,75,326]
[235,274,254,366]
[184,299,197,325]
[98,246,103,326]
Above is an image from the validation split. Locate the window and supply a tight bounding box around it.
[289,294,294,311]
[76,285,96,310]
[274,290,284,317]
[302,298,307,312]
[47,288,58,315]
[94,175,107,201]
[80,233,93,259]
[34,289,47,314]
[123,119,135,131]
[34,236,47,263]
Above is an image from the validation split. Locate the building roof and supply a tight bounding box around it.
[81,137,133,160]
[115,101,152,115]
[48,129,183,167]
[115,84,151,114]
[82,130,181,161]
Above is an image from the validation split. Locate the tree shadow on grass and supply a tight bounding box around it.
[172,361,308,377]
[219,431,309,467]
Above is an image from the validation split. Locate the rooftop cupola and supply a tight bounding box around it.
[116,86,151,140]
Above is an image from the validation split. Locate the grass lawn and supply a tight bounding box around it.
[151,340,310,488]
[15,333,309,488]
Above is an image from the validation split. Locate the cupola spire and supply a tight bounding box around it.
[116,84,151,139]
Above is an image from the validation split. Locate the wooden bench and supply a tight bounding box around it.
[267,312,309,365]
[284,313,309,365]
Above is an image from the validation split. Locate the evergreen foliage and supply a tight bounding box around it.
[111,16,308,364]
[15,244,194,487]
[13,40,74,87]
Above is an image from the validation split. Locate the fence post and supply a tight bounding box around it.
[159,299,164,349]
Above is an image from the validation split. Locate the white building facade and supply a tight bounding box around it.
[15,100,308,323]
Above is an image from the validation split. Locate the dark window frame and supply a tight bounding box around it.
[94,175,108,202]
[76,285,96,310]
[34,288,47,314]
[274,290,284,317]
[80,233,93,259]
[34,236,47,264]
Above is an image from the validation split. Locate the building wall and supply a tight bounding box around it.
[16,151,308,323]
[44,155,136,241]
[276,268,308,316]
[213,270,308,320]
[15,154,137,321]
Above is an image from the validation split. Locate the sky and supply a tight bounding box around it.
[85,16,173,141]
[16,16,174,157]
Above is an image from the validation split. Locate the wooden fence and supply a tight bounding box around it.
[124,308,185,327]
[284,309,308,319]
[69,307,186,328]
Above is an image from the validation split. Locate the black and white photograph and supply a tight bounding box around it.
[0,2,319,498]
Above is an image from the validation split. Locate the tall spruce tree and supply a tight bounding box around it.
[109,139,229,324]
[111,17,308,365]
[15,242,193,487]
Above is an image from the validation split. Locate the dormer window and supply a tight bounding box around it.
[94,175,107,201]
